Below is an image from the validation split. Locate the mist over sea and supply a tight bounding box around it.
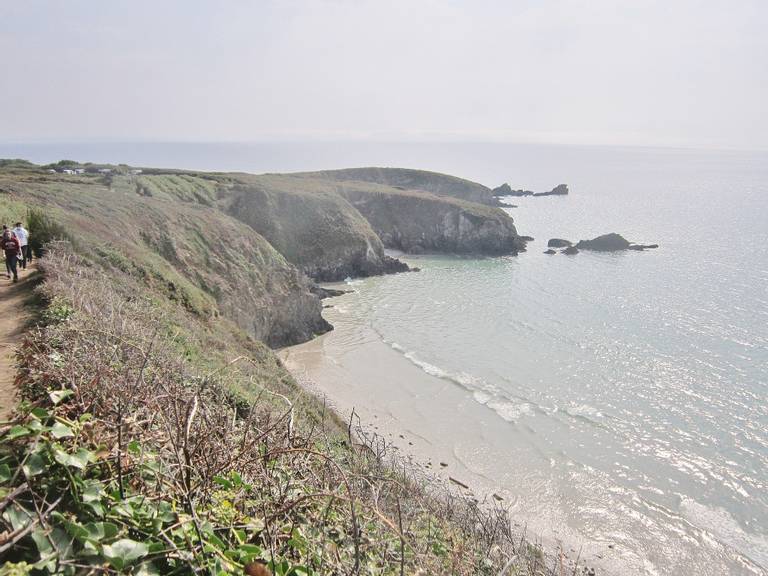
[5,141,767,574]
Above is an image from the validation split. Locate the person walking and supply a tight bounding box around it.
[2,227,21,283]
[12,222,29,269]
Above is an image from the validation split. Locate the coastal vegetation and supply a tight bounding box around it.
[0,161,576,574]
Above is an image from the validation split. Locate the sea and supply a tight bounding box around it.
[3,141,767,575]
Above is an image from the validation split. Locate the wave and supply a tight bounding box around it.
[384,340,535,423]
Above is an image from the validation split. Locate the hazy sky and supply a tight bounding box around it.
[1,0,766,149]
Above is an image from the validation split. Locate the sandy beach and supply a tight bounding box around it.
[279,286,614,573]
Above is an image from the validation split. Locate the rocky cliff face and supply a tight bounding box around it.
[220,175,408,281]
[341,188,525,254]
[1,163,530,351]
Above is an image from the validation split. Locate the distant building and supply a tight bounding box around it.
[98,168,112,174]
[130,169,143,175]
[74,168,85,174]
[47,169,56,173]
[62,169,75,174]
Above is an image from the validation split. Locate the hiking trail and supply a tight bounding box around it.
[0,263,38,421]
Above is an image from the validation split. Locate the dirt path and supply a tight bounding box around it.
[0,262,38,421]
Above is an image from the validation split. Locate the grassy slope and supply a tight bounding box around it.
[0,168,329,348]
[291,167,495,205]
[0,162,554,575]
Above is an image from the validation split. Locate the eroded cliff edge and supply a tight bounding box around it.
[1,162,526,349]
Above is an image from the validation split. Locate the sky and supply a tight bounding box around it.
[1,0,766,149]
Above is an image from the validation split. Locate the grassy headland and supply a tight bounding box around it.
[0,161,567,575]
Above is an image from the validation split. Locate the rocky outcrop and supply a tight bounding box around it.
[548,233,659,253]
[493,183,569,197]
[534,184,568,196]
[547,238,572,248]
[493,185,534,197]
[544,249,557,255]
[340,188,526,255]
[575,233,631,251]
[562,246,580,255]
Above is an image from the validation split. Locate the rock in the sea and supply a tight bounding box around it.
[533,184,569,196]
[492,183,534,197]
[518,235,535,242]
[544,249,557,254]
[628,243,659,251]
[311,286,349,299]
[547,238,572,248]
[562,246,579,255]
[492,183,513,196]
[575,233,631,251]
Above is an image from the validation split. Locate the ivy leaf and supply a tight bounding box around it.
[54,447,91,470]
[102,538,149,570]
[22,453,46,477]
[50,421,74,439]
[0,463,11,484]
[84,521,119,542]
[29,407,49,420]
[49,389,73,405]
[5,425,30,440]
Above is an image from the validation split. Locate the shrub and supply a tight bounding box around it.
[26,209,69,258]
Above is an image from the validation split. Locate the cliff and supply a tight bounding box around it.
[0,169,330,348]
[218,174,408,281]
[340,186,525,254]
[0,162,526,347]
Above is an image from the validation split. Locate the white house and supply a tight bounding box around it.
[62,169,75,174]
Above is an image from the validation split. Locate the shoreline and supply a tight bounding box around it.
[278,283,614,574]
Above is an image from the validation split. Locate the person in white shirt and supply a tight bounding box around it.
[12,222,30,270]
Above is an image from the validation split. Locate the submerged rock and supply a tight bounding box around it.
[576,233,631,251]
[547,238,572,248]
[562,246,579,255]
[544,249,557,254]
[628,243,659,251]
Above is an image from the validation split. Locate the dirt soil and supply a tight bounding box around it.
[0,262,38,421]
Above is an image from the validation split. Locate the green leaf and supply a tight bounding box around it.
[0,463,11,484]
[29,407,49,420]
[127,440,141,455]
[22,453,46,477]
[49,389,73,405]
[213,475,232,490]
[5,425,30,440]
[50,421,74,439]
[81,481,104,502]
[84,521,119,542]
[54,447,91,470]
[102,538,149,570]
[3,503,33,531]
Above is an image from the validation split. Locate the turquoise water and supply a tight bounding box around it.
[333,148,768,574]
[4,141,767,573]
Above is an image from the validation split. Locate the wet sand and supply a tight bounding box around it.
[279,291,612,573]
